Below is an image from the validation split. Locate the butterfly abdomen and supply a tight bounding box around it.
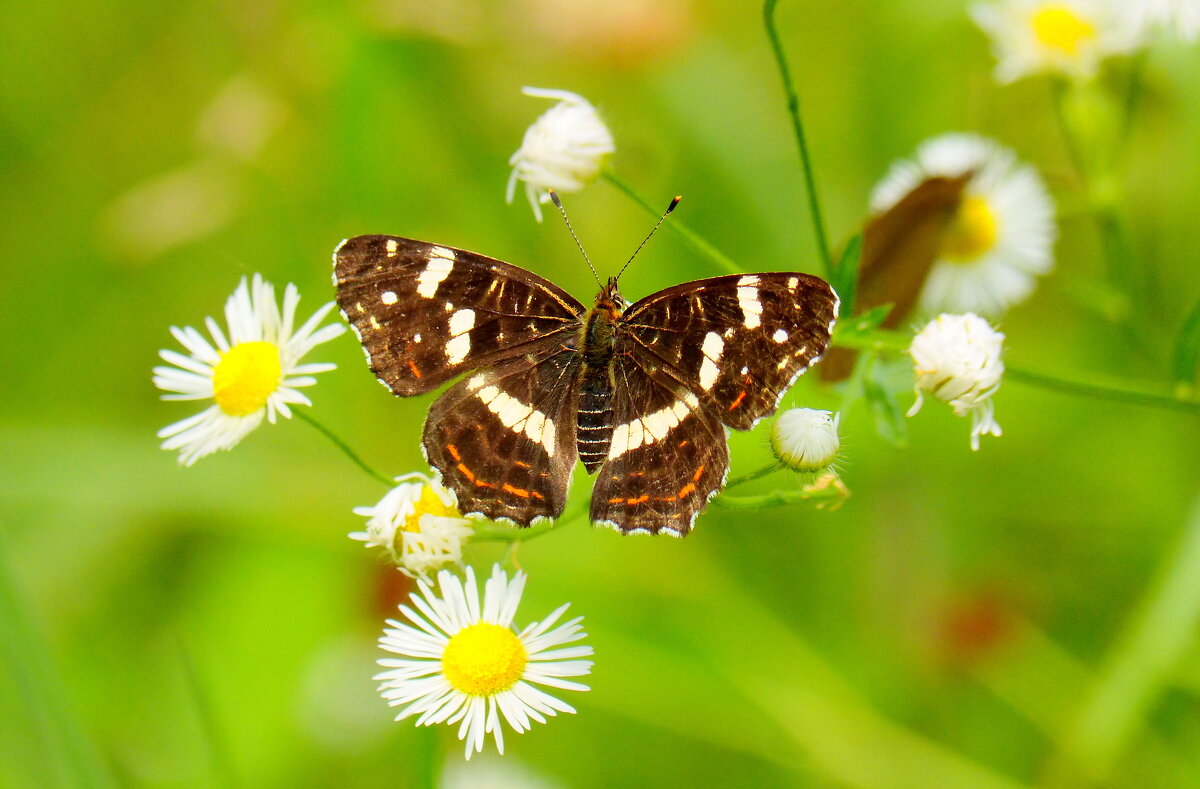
[577,303,619,473]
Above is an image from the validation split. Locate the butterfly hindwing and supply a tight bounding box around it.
[589,350,729,536]
[333,235,584,396]
[619,273,838,429]
[422,340,582,525]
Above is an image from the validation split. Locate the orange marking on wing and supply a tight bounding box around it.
[629,471,644,477]
[408,359,422,378]
[608,497,625,504]
[475,479,497,489]
[728,391,747,411]
[678,482,696,498]
[502,483,532,498]
[447,444,461,462]
[515,460,532,469]
[456,463,475,482]
[678,439,689,448]
[692,465,705,482]
[627,495,650,505]
[530,490,545,500]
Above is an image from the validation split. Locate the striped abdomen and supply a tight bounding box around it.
[577,365,613,473]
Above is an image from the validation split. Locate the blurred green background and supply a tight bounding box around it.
[3,0,1199,786]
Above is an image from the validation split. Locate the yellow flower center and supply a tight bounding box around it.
[405,485,460,533]
[212,341,282,416]
[442,623,528,696]
[1031,5,1096,56]
[941,196,999,263]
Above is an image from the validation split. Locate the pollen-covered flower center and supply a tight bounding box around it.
[942,196,999,262]
[1031,6,1096,55]
[442,623,527,696]
[213,341,282,416]
[405,486,460,533]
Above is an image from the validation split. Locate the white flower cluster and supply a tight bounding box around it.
[351,472,475,579]
[908,313,1006,451]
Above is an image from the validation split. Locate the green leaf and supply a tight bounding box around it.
[863,357,909,448]
[832,233,862,315]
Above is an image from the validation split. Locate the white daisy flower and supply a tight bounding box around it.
[970,0,1144,83]
[376,565,593,760]
[871,133,1056,317]
[771,409,841,473]
[351,472,475,579]
[153,274,345,465]
[506,87,615,222]
[908,313,1006,451]
[1122,0,1200,40]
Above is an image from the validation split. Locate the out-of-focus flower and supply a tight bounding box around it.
[506,87,614,222]
[153,275,344,465]
[971,0,1143,82]
[771,409,841,473]
[908,313,1005,451]
[351,472,475,578]
[871,133,1056,317]
[376,565,593,759]
[1121,0,1200,41]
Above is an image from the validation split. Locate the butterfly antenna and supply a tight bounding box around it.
[549,190,602,289]
[616,195,682,283]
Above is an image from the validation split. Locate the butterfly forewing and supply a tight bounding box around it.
[333,235,585,395]
[618,273,839,430]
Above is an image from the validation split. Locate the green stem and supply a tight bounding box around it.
[1006,365,1200,415]
[295,410,393,486]
[713,482,844,510]
[727,463,782,488]
[763,0,833,278]
[832,327,1200,415]
[603,172,741,275]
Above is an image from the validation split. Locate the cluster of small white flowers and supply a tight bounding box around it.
[506,87,614,221]
[351,473,475,578]
[908,313,1006,451]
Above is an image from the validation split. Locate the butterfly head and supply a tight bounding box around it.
[596,276,627,314]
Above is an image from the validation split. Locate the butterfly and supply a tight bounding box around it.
[333,230,838,536]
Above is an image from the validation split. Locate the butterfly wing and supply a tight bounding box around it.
[333,235,585,396]
[589,272,837,535]
[618,273,838,429]
[423,339,582,525]
[589,350,729,536]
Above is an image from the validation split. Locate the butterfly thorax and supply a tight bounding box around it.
[575,278,626,473]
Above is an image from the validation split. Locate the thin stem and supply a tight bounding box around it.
[727,463,782,488]
[763,0,833,278]
[1006,365,1200,415]
[832,327,1200,415]
[295,410,393,486]
[714,475,848,510]
[603,171,742,275]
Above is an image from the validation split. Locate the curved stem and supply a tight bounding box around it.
[603,172,741,275]
[727,463,782,489]
[763,0,833,278]
[714,474,847,510]
[294,410,394,486]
